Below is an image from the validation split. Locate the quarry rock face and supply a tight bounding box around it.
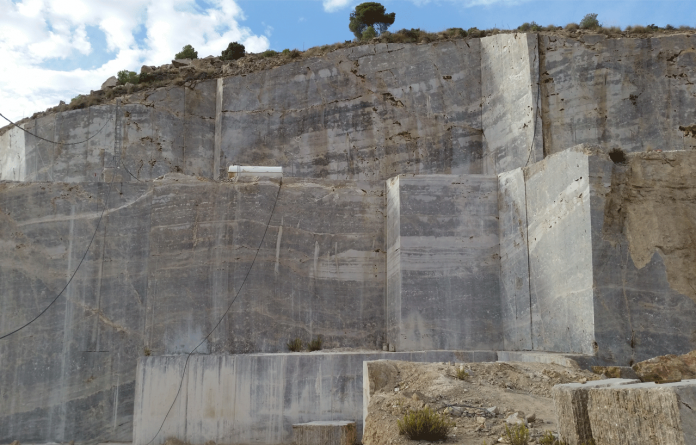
[2,33,696,444]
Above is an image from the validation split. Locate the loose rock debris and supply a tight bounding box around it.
[363,360,602,445]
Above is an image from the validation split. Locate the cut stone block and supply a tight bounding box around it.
[588,380,696,445]
[292,421,356,445]
[552,378,640,445]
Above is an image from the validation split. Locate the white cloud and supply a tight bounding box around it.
[322,0,352,13]
[0,0,269,122]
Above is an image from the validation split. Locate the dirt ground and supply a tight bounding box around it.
[362,360,603,445]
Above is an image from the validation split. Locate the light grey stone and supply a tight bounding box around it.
[481,33,543,174]
[140,65,153,74]
[101,76,117,89]
[386,174,503,351]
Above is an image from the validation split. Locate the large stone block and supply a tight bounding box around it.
[552,378,639,445]
[133,351,496,445]
[386,174,503,351]
[587,380,696,445]
[293,421,356,445]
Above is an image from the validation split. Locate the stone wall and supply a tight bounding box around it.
[132,351,498,445]
[386,174,502,351]
[0,176,386,442]
[540,34,696,155]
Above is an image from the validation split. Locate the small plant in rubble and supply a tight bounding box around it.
[455,366,470,380]
[504,423,530,445]
[286,337,304,352]
[308,335,323,351]
[397,406,454,441]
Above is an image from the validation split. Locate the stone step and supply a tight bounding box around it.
[292,421,356,445]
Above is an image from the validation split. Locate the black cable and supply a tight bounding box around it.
[145,177,283,445]
[0,112,112,146]
[524,48,543,168]
[120,159,143,182]
[0,161,118,340]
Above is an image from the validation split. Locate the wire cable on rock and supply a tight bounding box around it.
[144,177,283,445]
[0,112,112,146]
[0,158,119,340]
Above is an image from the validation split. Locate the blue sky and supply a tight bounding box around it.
[0,0,694,123]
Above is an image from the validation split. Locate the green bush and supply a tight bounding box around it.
[70,94,84,104]
[221,41,245,61]
[397,406,454,441]
[579,13,600,29]
[467,27,485,38]
[117,70,140,85]
[261,49,277,58]
[518,21,542,32]
[361,26,377,40]
[455,367,469,380]
[308,335,323,351]
[175,44,198,59]
[445,27,467,38]
[287,337,303,352]
[504,424,530,445]
[281,48,301,59]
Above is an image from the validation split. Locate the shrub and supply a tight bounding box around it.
[70,94,84,104]
[467,27,485,38]
[287,337,303,352]
[117,70,140,85]
[397,406,454,441]
[282,48,301,59]
[538,430,595,445]
[665,24,675,30]
[565,23,580,31]
[504,424,530,445]
[261,49,278,58]
[445,27,467,38]
[308,335,324,351]
[221,42,245,61]
[579,13,600,29]
[518,21,542,32]
[455,367,469,380]
[361,25,377,40]
[175,44,198,59]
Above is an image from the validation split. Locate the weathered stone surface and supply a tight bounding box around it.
[0,176,387,443]
[101,76,117,89]
[386,174,502,351]
[633,350,696,383]
[590,150,696,365]
[133,351,497,445]
[219,41,484,180]
[540,34,696,155]
[482,33,543,174]
[497,168,532,350]
[0,125,25,181]
[587,380,696,445]
[523,148,594,354]
[552,378,639,445]
[293,421,356,445]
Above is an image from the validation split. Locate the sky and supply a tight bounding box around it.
[0,0,694,123]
